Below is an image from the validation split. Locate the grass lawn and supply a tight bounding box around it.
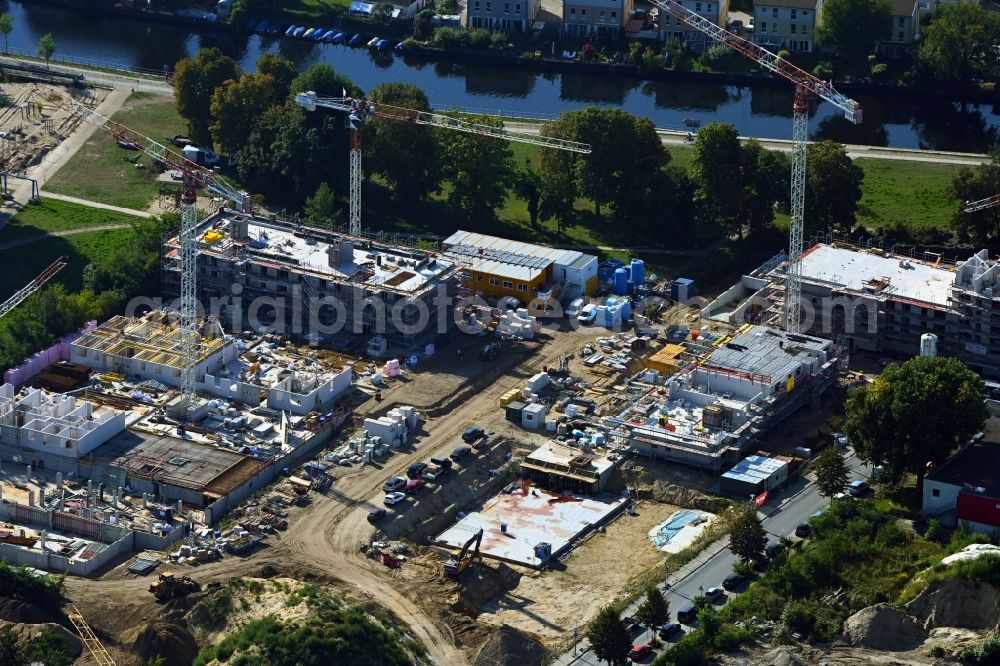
[0,199,138,242]
[45,92,186,210]
[853,158,963,233]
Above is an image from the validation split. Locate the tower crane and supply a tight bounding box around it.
[293,91,592,237]
[648,1,862,332]
[34,87,249,416]
[0,256,67,319]
[964,194,1000,214]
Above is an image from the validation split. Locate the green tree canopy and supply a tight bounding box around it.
[816,0,891,70]
[365,83,442,203]
[814,445,850,498]
[804,140,863,235]
[635,585,669,637]
[0,14,14,54]
[742,139,790,235]
[210,73,277,155]
[692,122,744,234]
[729,505,767,563]
[947,149,1000,244]
[585,605,632,666]
[439,113,515,224]
[256,53,298,101]
[290,63,364,99]
[304,182,337,227]
[917,2,1000,85]
[174,48,239,145]
[37,33,56,70]
[514,160,542,229]
[844,356,988,498]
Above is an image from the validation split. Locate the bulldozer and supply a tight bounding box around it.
[149,571,201,602]
[443,528,484,578]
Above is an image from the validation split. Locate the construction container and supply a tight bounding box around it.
[720,455,788,497]
[506,401,526,424]
[521,403,548,429]
[702,404,725,428]
[671,278,696,301]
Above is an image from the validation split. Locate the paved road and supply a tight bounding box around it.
[556,451,870,666]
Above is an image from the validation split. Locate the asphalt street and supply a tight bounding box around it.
[558,451,870,666]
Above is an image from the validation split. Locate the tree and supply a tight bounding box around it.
[37,33,56,70]
[804,141,863,235]
[538,163,577,233]
[844,356,988,499]
[635,585,669,641]
[365,83,442,203]
[290,63,364,99]
[371,0,394,25]
[692,122,744,234]
[515,160,542,228]
[256,53,298,101]
[304,182,337,227]
[742,139,790,235]
[948,149,1000,244]
[174,48,239,145]
[210,73,277,155]
[816,0,891,70]
[0,14,13,55]
[729,505,767,563]
[814,445,850,498]
[917,2,1000,85]
[439,113,515,223]
[585,605,632,666]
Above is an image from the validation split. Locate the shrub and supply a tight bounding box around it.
[190,589,234,630]
[927,644,945,658]
[777,49,791,59]
[489,31,508,50]
[925,518,943,542]
[961,634,1000,664]
[468,29,490,48]
[813,61,833,79]
[701,44,734,69]
[658,632,706,666]
[432,27,462,47]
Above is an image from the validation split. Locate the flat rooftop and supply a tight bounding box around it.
[798,244,953,306]
[722,454,787,483]
[524,442,615,477]
[443,229,588,283]
[705,326,831,384]
[94,429,268,495]
[928,439,1000,496]
[435,488,625,568]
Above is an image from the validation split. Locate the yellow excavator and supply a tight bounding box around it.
[444,528,483,578]
[149,571,200,601]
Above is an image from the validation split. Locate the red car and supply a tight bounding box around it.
[629,644,653,662]
[404,479,426,494]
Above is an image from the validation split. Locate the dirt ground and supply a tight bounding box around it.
[475,499,680,645]
[0,82,105,174]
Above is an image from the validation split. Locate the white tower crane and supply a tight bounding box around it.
[647,1,862,332]
[0,256,67,319]
[964,194,1000,214]
[35,87,249,417]
[293,91,592,237]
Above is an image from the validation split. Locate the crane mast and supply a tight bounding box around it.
[648,0,862,332]
[35,87,249,416]
[965,194,1000,214]
[294,91,591,237]
[0,256,67,319]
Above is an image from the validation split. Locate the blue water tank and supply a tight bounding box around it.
[630,258,645,286]
[613,268,629,295]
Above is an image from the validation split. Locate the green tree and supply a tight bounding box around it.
[693,122,744,234]
[804,140,864,235]
[365,83,442,202]
[0,14,13,54]
[698,606,721,643]
[439,113,515,224]
[844,356,988,499]
[917,2,1000,85]
[814,445,850,498]
[585,605,632,666]
[290,63,364,99]
[256,53,298,101]
[635,585,669,641]
[371,0,394,25]
[729,505,767,563]
[538,163,577,233]
[304,182,337,227]
[816,0,891,70]
[742,139,790,235]
[174,48,239,145]
[37,33,56,70]
[947,149,1000,244]
[210,73,277,155]
[514,160,542,228]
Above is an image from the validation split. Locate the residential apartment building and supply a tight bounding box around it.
[752,0,822,53]
[466,0,539,31]
[658,0,729,51]
[881,0,917,56]
[562,0,634,38]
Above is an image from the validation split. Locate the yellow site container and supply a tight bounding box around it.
[498,389,521,407]
[203,231,224,244]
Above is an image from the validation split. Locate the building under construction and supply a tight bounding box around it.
[704,240,1000,377]
[162,210,466,353]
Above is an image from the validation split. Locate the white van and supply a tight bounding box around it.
[578,303,597,325]
[565,298,585,317]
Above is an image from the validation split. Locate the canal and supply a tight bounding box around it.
[4,0,999,151]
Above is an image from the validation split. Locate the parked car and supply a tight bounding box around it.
[848,479,870,497]
[367,508,386,524]
[629,644,654,661]
[383,492,406,506]
[658,622,683,639]
[451,445,472,461]
[565,297,585,317]
[382,476,406,492]
[676,602,697,624]
[404,479,426,494]
[833,431,849,448]
[765,541,785,559]
[722,573,745,590]
[747,19,754,31]
[704,586,725,601]
[430,456,453,470]
[578,303,597,324]
[623,615,642,636]
[729,19,744,31]
[462,427,486,444]
[794,523,811,538]
[407,462,428,479]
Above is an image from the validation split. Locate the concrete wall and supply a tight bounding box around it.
[199,374,261,406]
[923,478,961,522]
[267,367,352,415]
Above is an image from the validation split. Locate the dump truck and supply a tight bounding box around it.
[148,571,200,601]
[444,528,484,578]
